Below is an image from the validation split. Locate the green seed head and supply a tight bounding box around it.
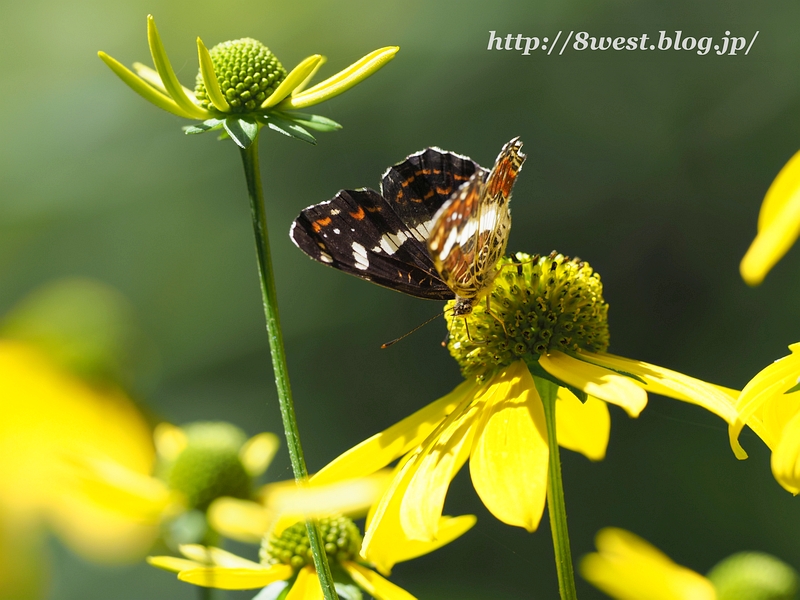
[159,422,252,511]
[195,38,287,113]
[448,252,610,380]
[260,515,362,571]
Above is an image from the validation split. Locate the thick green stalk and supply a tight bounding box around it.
[239,135,338,600]
[534,377,578,600]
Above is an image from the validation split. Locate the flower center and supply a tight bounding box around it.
[260,515,362,571]
[159,422,252,511]
[447,252,610,380]
[195,38,287,113]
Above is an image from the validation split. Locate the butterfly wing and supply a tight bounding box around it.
[427,137,526,300]
[290,188,454,300]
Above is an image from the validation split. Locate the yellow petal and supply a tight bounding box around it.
[772,409,800,494]
[239,432,279,476]
[153,422,188,461]
[286,566,323,600]
[278,47,399,110]
[730,345,800,458]
[178,544,261,569]
[291,56,327,95]
[178,564,292,590]
[146,15,209,119]
[147,556,203,573]
[312,379,479,485]
[66,454,174,523]
[556,389,610,461]
[741,149,800,285]
[261,55,324,109]
[539,351,647,417]
[132,62,196,100]
[581,351,739,425]
[98,52,195,119]
[580,528,716,600]
[196,37,230,112]
[400,386,483,540]
[207,497,274,543]
[266,471,393,534]
[343,562,417,600]
[469,362,548,531]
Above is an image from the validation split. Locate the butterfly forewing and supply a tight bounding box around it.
[291,188,453,300]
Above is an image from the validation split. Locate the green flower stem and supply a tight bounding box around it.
[239,134,338,600]
[535,377,578,600]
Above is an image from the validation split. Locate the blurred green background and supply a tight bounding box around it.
[2,0,800,597]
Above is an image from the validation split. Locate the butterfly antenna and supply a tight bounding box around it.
[381,312,444,349]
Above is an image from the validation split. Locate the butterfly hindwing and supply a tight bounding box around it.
[290,188,453,300]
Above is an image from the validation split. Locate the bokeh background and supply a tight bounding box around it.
[2,0,800,597]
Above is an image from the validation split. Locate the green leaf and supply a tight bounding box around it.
[251,581,289,600]
[273,111,342,132]
[785,380,800,394]
[261,115,317,145]
[334,583,363,600]
[223,116,259,149]
[183,118,225,135]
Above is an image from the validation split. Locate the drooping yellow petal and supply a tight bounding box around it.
[400,386,483,540]
[556,389,610,461]
[178,564,292,590]
[729,344,800,458]
[539,351,647,417]
[147,556,203,572]
[98,52,195,119]
[312,379,479,485]
[278,47,399,110]
[286,565,323,600]
[196,37,231,112]
[469,362,548,531]
[66,454,174,523]
[581,351,739,426]
[261,55,324,109]
[580,528,716,600]
[178,544,261,569]
[343,562,417,600]
[153,422,188,461]
[741,149,800,285]
[239,432,279,476]
[207,497,274,543]
[772,409,800,494]
[146,15,209,119]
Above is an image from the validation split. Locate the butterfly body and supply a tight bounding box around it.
[290,138,526,315]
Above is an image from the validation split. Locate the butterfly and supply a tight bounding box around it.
[290,137,526,317]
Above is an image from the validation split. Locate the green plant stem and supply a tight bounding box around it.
[239,135,338,600]
[535,377,578,600]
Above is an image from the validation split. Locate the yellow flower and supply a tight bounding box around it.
[740,150,800,285]
[728,342,800,494]
[149,511,472,600]
[580,528,717,600]
[581,528,799,600]
[312,253,740,574]
[0,340,155,598]
[72,421,280,546]
[98,15,398,147]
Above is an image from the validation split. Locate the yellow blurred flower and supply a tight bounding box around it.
[582,528,799,600]
[311,254,740,574]
[0,340,155,598]
[149,510,472,600]
[740,150,800,285]
[72,421,280,546]
[580,528,717,600]
[98,15,398,146]
[729,342,800,494]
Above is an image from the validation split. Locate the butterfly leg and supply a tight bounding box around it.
[484,295,510,337]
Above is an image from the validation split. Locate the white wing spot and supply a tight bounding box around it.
[330,209,340,215]
[352,242,370,270]
[319,252,333,264]
[379,230,408,255]
[333,228,341,234]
